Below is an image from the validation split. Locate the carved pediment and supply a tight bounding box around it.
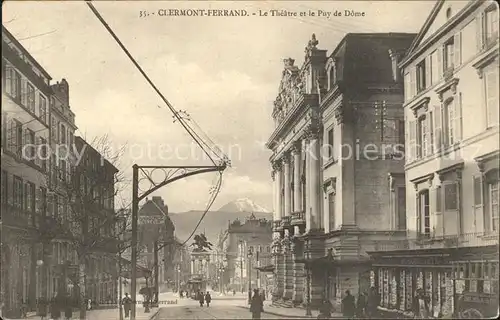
[273,59,305,125]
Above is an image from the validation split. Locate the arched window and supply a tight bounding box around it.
[446,7,452,19]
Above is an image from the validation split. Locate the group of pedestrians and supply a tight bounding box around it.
[197,291,212,307]
[317,287,380,319]
[36,293,74,320]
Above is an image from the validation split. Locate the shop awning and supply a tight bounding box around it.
[255,264,275,272]
[119,257,151,278]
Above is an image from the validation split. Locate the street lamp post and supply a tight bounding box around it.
[247,248,253,305]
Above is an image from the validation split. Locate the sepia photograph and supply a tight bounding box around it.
[0,0,499,319]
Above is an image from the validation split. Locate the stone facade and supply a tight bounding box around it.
[370,1,499,318]
[266,32,416,310]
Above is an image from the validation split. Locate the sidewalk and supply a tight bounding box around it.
[24,306,160,320]
[237,300,344,319]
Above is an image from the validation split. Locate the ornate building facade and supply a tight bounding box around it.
[370,1,499,318]
[267,32,416,310]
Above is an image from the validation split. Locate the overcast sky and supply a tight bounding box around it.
[3,0,434,213]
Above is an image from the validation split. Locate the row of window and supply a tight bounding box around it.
[1,171,116,236]
[3,118,49,170]
[405,5,498,101]
[4,67,48,124]
[416,171,499,238]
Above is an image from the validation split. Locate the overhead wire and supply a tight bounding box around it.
[85,1,228,246]
[86,1,225,168]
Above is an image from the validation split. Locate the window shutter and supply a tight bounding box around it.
[416,196,422,236]
[425,55,431,88]
[455,93,463,142]
[476,13,484,51]
[486,69,499,126]
[408,120,417,162]
[425,115,432,156]
[433,105,442,151]
[7,119,13,150]
[410,67,416,98]
[22,128,27,158]
[433,186,443,238]
[20,79,26,106]
[454,32,462,67]
[436,46,443,79]
[473,175,484,234]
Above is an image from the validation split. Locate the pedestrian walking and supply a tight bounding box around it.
[63,293,73,320]
[341,290,356,318]
[205,292,212,307]
[37,297,48,320]
[198,291,205,307]
[122,293,132,318]
[49,293,61,320]
[233,289,236,296]
[412,288,430,319]
[366,287,380,318]
[250,289,263,319]
[356,291,367,318]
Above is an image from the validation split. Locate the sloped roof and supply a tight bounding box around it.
[405,1,445,58]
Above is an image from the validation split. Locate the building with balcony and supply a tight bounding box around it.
[266,32,415,310]
[369,1,499,318]
[72,136,119,305]
[224,214,272,293]
[1,26,53,317]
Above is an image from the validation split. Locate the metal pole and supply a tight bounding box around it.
[130,164,139,320]
[153,241,159,306]
[119,255,123,320]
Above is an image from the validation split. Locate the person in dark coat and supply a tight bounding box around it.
[50,293,61,320]
[341,290,356,318]
[37,297,48,320]
[356,291,367,318]
[366,287,380,318]
[204,292,212,307]
[64,293,73,320]
[198,291,205,307]
[318,299,334,319]
[250,289,263,319]
[122,293,132,318]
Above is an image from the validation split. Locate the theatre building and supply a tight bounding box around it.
[369,1,499,318]
[267,32,415,310]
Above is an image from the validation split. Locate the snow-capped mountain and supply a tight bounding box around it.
[217,198,270,213]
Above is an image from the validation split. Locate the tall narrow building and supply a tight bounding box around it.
[370,1,499,318]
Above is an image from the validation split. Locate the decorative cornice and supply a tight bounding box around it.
[473,46,499,79]
[409,96,430,117]
[436,162,464,182]
[474,150,500,172]
[291,140,302,155]
[323,177,336,193]
[435,77,459,102]
[410,173,434,190]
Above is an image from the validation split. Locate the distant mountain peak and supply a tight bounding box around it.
[218,198,270,213]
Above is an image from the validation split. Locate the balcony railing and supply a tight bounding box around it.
[368,232,499,252]
[282,215,291,227]
[291,210,305,226]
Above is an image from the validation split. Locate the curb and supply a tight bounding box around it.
[148,308,161,320]
[235,305,314,319]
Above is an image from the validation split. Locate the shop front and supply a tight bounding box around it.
[369,245,499,319]
[369,248,455,318]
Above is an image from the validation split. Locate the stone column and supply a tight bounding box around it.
[292,142,302,214]
[284,153,291,217]
[292,240,305,305]
[308,126,322,231]
[274,160,283,221]
[190,259,194,274]
[272,233,284,300]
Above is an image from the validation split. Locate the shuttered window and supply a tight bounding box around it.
[485,67,499,127]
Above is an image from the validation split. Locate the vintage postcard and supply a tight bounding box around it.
[1,1,499,319]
